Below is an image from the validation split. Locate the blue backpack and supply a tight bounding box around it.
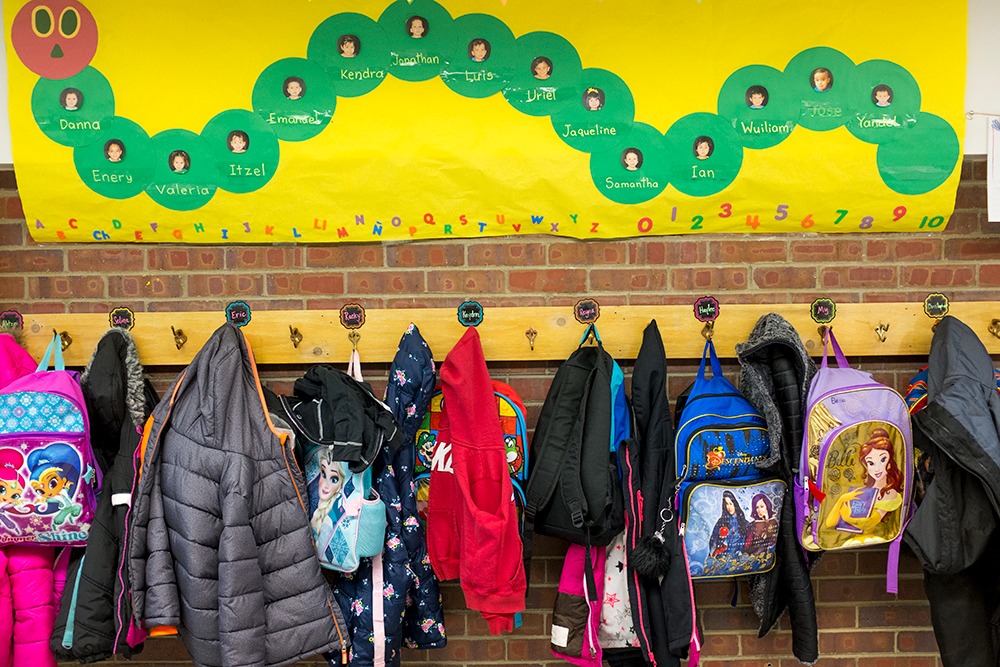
[675,339,783,579]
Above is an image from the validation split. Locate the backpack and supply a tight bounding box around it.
[525,324,626,549]
[0,333,100,545]
[413,379,529,530]
[796,329,913,593]
[675,338,783,579]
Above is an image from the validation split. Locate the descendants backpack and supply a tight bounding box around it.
[414,379,529,530]
[0,334,99,545]
[796,328,913,593]
[674,338,783,580]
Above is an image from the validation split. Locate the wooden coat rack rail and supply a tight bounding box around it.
[11,302,1000,366]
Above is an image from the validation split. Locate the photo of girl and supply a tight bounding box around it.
[227,130,249,154]
[530,56,553,80]
[468,38,490,63]
[338,34,360,58]
[693,136,714,160]
[169,150,190,174]
[825,427,903,535]
[744,493,779,555]
[583,87,605,111]
[621,147,642,171]
[308,449,351,562]
[60,87,83,111]
[283,76,305,100]
[709,490,750,559]
[406,16,428,38]
[104,139,124,163]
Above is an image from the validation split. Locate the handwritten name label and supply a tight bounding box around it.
[811,297,837,324]
[574,298,600,324]
[339,303,366,329]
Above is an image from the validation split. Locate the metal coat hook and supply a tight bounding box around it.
[817,325,829,341]
[171,326,187,350]
[289,325,303,349]
[701,321,715,340]
[52,328,72,351]
[525,327,537,351]
[990,319,1000,340]
[874,322,890,343]
[348,330,361,351]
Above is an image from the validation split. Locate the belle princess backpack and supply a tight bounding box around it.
[0,333,100,545]
[796,328,913,593]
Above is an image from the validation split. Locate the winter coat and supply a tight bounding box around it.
[128,323,349,667]
[551,543,606,667]
[903,316,1000,666]
[621,320,694,667]
[426,327,526,634]
[50,327,158,663]
[735,313,819,665]
[0,333,58,667]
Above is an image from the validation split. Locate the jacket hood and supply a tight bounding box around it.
[384,323,436,448]
[0,331,37,390]
[81,328,148,431]
[735,313,817,472]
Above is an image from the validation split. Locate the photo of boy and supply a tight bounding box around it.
[872,84,893,107]
[811,67,833,92]
[406,16,428,38]
[745,85,768,109]
[531,56,553,80]
[468,38,490,63]
[283,76,305,100]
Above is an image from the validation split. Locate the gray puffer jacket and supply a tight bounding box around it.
[128,323,348,667]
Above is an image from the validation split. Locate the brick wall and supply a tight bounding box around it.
[1,158,992,666]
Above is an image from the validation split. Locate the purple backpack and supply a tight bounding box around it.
[0,334,99,545]
[796,329,913,593]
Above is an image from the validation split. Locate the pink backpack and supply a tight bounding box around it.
[0,334,99,545]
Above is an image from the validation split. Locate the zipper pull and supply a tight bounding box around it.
[679,522,686,537]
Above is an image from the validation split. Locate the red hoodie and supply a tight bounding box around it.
[426,327,526,634]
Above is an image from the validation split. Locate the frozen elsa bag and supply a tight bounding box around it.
[304,444,386,572]
[678,478,785,579]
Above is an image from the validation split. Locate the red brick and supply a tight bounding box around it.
[972,156,987,181]
[954,183,986,209]
[941,209,982,234]
[466,242,544,267]
[700,632,740,656]
[817,578,896,603]
[670,267,748,291]
[548,242,628,265]
[347,271,424,294]
[960,157,974,180]
[29,275,104,299]
[67,248,143,272]
[943,237,1000,260]
[187,274,264,297]
[506,635,559,661]
[820,629,896,654]
[816,605,857,628]
[0,169,16,190]
[857,657,939,667]
[740,629,794,655]
[388,243,465,267]
[710,240,788,263]
[509,269,586,293]
[426,270,504,293]
[0,249,63,273]
[0,223,24,245]
[630,240,706,265]
[5,195,24,220]
[896,630,940,653]
[108,275,184,299]
[268,273,345,296]
[790,239,863,262]
[821,266,897,289]
[866,239,942,261]
[68,301,115,313]
[307,245,384,268]
[147,248,225,271]
[858,604,931,627]
[227,247,303,270]
[146,300,225,312]
[701,606,760,631]
[753,267,817,290]
[589,268,668,291]
[902,266,975,288]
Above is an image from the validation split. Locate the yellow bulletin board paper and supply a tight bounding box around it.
[5,0,966,244]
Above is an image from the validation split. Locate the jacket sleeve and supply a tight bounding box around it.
[9,545,56,667]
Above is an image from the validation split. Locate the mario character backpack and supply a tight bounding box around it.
[414,379,529,530]
[0,333,99,545]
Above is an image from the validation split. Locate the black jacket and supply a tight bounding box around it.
[51,328,158,662]
[904,316,1000,666]
[735,314,819,664]
[622,321,693,665]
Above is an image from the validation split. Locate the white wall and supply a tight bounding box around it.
[0,2,996,165]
